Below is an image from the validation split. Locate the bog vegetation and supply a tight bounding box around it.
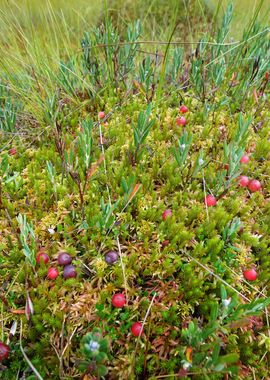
[0,1,270,379]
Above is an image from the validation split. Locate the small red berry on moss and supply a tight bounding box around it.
[112,293,126,308]
[179,105,188,114]
[238,226,244,235]
[240,155,249,164]
[131,322,143,337]
[162,209,172,220]
[47,267,59,280]
[243,268,257,281]
[204,195,217,207]
[161,240,170,247]
[0,342,9,362]
[98,111,105,119]
[36,251,49,264]
[176,116,187,126]
[248,179,261,192]
[239,176,249,187]
[8,148,17,156]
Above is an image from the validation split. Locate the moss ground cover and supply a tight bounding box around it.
[0,1,270,379]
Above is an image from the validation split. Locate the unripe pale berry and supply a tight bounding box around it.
[204,195,217,207]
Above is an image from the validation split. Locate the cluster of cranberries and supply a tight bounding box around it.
[111,293,143,337]
[239,176,261,192]
[105,253,143,337]
[205,154,262,207]
[37,250,76,280]
[237,154,262,192]
[176,104,188,126]
[230,155,259,280]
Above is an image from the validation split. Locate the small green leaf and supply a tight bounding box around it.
[214,363,225,372]
[97,364,108,377]
[220,284,227,300]
[218,353,239,364]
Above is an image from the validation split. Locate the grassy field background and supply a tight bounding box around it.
[205,0,270,35]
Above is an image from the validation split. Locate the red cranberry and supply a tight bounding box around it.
[36,251,49,264]
[111,293,126,308]
[176,116,187,126]
[0,342,10,362]
[63,264,77,279]
[243,268,257,281]
[47,267,59,280]
[179,105,188,114]
[57,252,72,266]
[131,322,143,337]
[162,209,172,220]
[204,195,217,207]
[161,240,170,247]
[8,148,17,156]
[238,226,244,235]
[240,155,250,164]
[98,111,105,119]
[248,179,261,192]
[105,251,119,264]
[239,176,249,187]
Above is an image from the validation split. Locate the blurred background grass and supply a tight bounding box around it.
[0,0,210,114]
[0,0,269,119]
[205,0,270,36]
[0,0,268,40]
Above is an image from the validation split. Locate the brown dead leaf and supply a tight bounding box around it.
[128,183,141,203]
[10,309,25,314]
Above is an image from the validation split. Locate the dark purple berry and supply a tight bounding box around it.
[0,342,10,362]
[105,251,118,264]
[58,252,72,266]
[63,264,77,279]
